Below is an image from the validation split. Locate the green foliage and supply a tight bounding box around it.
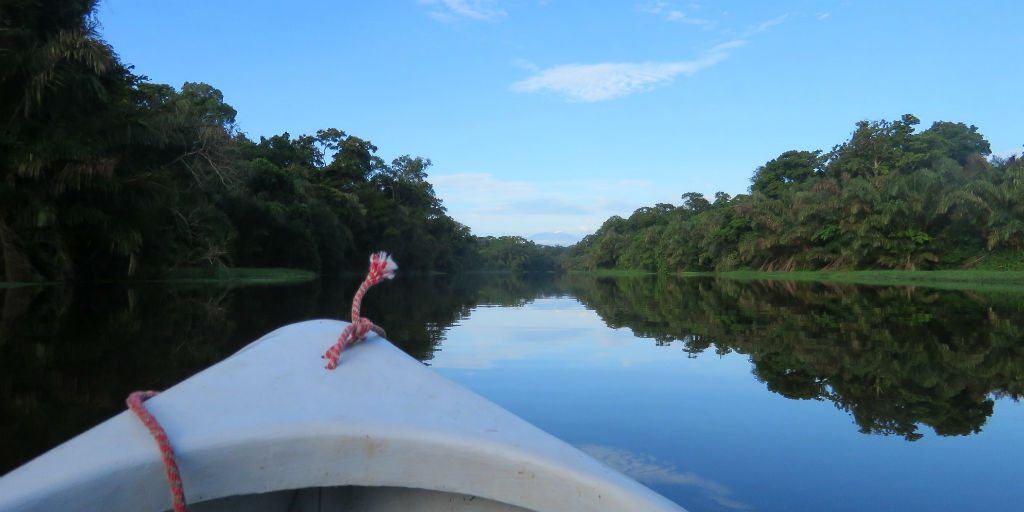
[714,270,1024,293]
[970,249,1024,271]
[214,130,483,275]
[750,150,823,198]
[811,224,839,242]
[0,1,505,281]
[473,236,566,272]
[569,115,1018,272]
[162,267,316,285]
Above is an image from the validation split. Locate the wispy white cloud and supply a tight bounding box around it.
[420,0,506,22]
[640,1,711,26]
[510,57,539,73]
[748,13,789,35]
[431,172,533,199]
[487,198,592,215]
[510,4,791,103]
[509,42,740,102]
[712,12,789,40]
[817,12,831,21]
[708,39,748,53]
[580,445,751,510]
[430,172,660,236]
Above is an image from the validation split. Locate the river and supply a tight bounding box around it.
[2,273,1022,511]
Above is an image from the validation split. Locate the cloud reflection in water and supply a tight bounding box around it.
[581,444,750,510]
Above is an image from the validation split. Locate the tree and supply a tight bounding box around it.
[680,192,711,214]
[827,114,923,180]
[1,0,133,279]
[750,150,823,198]
[917,121,991,165]
[179,82,237,130]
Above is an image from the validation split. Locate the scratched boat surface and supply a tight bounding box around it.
[0,320,686,512]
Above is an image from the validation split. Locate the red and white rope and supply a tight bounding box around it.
[126,251,397,511]
[323,251,398,369]
[127,391,187,512]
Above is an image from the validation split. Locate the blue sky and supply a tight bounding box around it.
[97,0,1024,242]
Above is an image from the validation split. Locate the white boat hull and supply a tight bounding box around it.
[0,320,685,512]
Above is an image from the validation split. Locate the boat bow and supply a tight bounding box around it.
[0,320,685,512]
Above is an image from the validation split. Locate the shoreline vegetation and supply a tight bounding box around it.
[565,116,1024,275]
[0,2,562,284]
[691,270,1024,293]
[574,269,1024,293]
[11,268,1024,294]
[6,268,1024,296]
[569,269,656,277]
[160,267,317,285]
[0,267,317,287]
[3,3,1023,285]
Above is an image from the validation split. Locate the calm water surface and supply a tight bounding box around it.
[2,274,1022,511]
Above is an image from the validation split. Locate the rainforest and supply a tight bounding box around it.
[3,1,1022,285]
[566,117,1023,273]
[0,1,560,283]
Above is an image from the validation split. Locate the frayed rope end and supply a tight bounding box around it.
[369,251,398,282]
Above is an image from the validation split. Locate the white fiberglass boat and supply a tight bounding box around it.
[0,320,686,512]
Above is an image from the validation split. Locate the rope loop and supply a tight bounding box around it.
[126,391,187,512]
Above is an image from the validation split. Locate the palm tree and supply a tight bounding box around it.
[975,165,1024,250]
[1,0,126,279]
[1,0,118,124]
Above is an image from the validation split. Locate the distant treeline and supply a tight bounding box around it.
[567,115,1024,272]
[0,1,560,281]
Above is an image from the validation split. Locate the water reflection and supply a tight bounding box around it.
[2,273,1023,475]
[565,275,1024,441]
[581,445,749,510]
[0,273,554,472]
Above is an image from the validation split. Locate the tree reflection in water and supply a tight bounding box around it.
[0,273,555,472]
[565,275,1024,441]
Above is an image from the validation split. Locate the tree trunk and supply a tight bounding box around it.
[0,218,41,282]
[0,286,41,347]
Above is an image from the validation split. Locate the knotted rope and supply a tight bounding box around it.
[126,391,187,512]
[323,251,398,369]
[125,252,397,512]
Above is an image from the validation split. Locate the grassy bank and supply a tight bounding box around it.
[161,267,317,285]
[701,270,1024,293]
[0,281,56,289]
[569,269,656,277]
[966,250,1024,271]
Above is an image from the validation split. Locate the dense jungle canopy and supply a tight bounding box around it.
[566,115,1023,272]
[0,0,558,281]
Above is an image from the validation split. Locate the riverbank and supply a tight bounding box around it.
[0,267,317,288]
[0,281,56,289]
[694,270,1024,293]
[569,269,655,277]
[160,267,317,285]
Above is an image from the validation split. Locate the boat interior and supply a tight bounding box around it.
[185,486,533,512]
